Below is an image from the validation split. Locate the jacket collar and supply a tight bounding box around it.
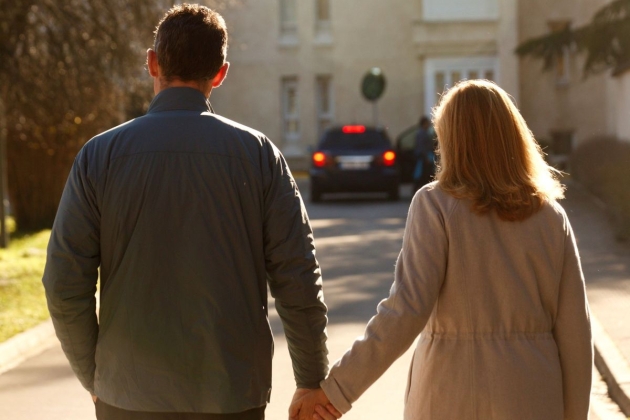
[147,87,214,114]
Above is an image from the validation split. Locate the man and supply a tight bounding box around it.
[43,5,330,419]
[412,116,436,192]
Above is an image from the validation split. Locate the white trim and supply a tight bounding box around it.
[423,0,499,22]
[315,75,334,140]
[424,56,500,112]
[281,77,302,156]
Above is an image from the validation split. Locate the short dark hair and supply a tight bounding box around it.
[153,4,228,82]
[419,116,431,127]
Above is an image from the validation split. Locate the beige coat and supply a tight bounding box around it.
[321,182,592,420]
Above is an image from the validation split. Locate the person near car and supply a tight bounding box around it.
[412,116,436,191]
[42,4,329,420]
[291,79,593,420]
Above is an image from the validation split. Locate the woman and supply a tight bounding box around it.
[291,80,593,420]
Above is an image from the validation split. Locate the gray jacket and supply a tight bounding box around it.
[43,87,328,413]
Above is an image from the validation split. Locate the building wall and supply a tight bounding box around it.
[211,1,520,169]
[517,0,613,149]
[611,71,630,142]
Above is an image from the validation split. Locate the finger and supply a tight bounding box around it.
[312,414,323,420]
[314,404,336,420]
[325,403,342,418]
[288,400,301,418]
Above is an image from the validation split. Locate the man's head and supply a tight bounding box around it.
[148,4,229,95]
[419,116,431,130]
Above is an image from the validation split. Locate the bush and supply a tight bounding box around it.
[570,137,630,241]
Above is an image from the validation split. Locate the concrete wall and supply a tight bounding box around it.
[517,0,613,148]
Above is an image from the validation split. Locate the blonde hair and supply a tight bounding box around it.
[433,80,564,221]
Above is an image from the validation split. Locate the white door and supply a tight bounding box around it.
[424,56,499,112]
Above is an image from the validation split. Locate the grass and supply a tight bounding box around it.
[0,229,51,343]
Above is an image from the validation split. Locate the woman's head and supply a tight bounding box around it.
[432,80,564,221]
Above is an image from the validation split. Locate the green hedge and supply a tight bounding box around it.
[570,137,630,241]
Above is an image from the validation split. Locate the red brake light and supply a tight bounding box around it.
[342,125,366,134]
[383,150,396,166]
[313,152,327,167]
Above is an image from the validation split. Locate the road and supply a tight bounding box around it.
[0,182,624,419]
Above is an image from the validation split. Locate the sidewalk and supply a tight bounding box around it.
[563,180,630,417]
[0,179,628,419]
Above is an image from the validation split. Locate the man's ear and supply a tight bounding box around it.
[147,49,159,78]
[211,62,230,88]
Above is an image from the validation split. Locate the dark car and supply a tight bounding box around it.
[395,124,438,188]
[309,125,400,202]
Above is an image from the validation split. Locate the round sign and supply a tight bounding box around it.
[361,67,386,101]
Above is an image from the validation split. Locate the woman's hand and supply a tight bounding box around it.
[313,402,342,420]
[288,388,342,420]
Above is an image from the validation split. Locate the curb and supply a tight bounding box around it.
[0,318,57,375]
[591,313,630,417]
[566,180,630,416]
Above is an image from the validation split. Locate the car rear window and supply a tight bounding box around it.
[319,130,390,150]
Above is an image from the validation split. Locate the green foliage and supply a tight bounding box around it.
[0,230,51,342]
[570,138,630,241]
[516,0,630,77]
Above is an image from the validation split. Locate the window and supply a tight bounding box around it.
[314,0,332,44]
[423,0,498,21]
[315,75,334,139]
[279,0,298,44]
[424,56,499,111]
[316,0,330,22]
[281,77,302,156]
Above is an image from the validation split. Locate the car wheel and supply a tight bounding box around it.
[387,186,399,201]
[311,187,323,203]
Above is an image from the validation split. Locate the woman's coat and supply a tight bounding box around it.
[321,182,592,420]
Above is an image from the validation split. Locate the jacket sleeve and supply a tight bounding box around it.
[553,217,593,420]
[320,188,448,413]
[262,141,328,389]
[42,147,100,394]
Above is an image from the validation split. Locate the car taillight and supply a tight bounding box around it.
[312,151,327,167]
[342,125,366,134]
[382,150,396,166]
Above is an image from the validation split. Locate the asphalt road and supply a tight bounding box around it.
[0,181,624,419]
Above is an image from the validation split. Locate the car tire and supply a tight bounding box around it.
[311,187,323,203]
[387,186,399,201]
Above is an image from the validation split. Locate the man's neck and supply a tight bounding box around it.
[155,77,212,98]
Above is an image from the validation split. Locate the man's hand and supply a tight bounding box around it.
[91,394,98,403]
[288,388,342,420]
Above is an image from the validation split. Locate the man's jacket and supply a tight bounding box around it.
[42,87,328,413]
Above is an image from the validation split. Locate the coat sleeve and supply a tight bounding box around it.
[262,141,328,389]
[553,216,593,420]
[42,146,100,394]
[320,188,448,413]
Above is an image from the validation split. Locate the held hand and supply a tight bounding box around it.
[288,388,341,420]
[313,403,343,420]
[289,388,311,419]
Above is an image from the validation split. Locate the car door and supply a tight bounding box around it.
[395,126,418,183]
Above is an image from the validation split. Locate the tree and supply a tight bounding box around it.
[1,1,241,230]
[516,0,630,77]
[0,1,164,230]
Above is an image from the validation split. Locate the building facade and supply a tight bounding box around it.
[212,0,624,170]
[518,0,616,157]
[212,0,519,169]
